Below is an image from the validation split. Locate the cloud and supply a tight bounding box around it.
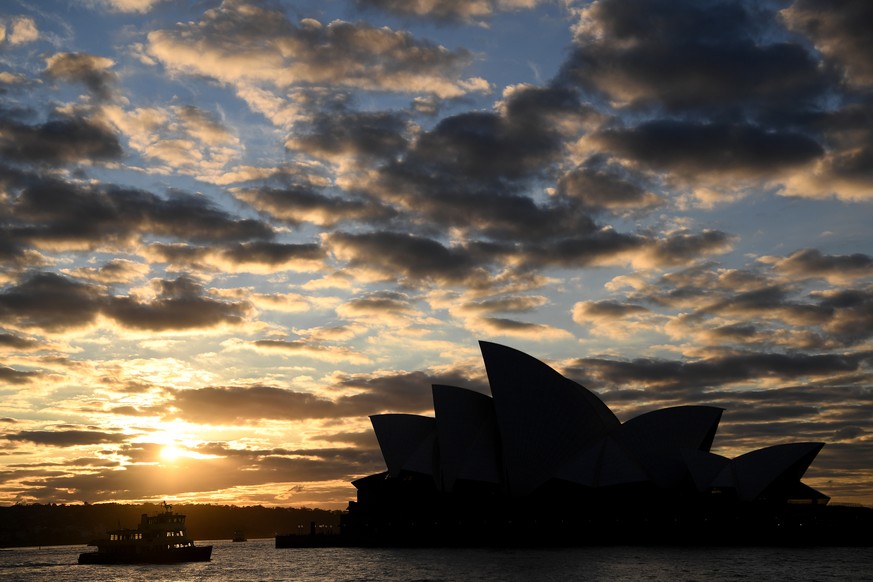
[557,155,662,214]
[5,430,127,446]
[166,385,340,424]
[91,0,168,13]
[45,52,117,100]
[780,103,873,200]
[326,231,493,288]
[572,299,652,339]
[467,317,573,340]
[286,109,412,165]
[2,17,39,45]
[4,172,274,254]
[590,120,824,179]
[567,351,870,397]
[0,272,252,333]
[104,276,252,331]
[516,227,733,271]
[0,365,40,385]
[0,113,122,165]
[164,362,481,424]
[173,105,236,146]
[146,2,489,98]
[762,248,873,285]
[0,333,43,352]
[100,103,242,177]
[146,241,326,274]
[354,0,544,23]
[247,339,371,365]
[335,290,420,327]
[0,273,104,332]
[553,0,873,204]
[624,259,873,350]
[385,86,590,188]
[563,0,830,116]
[63,259,150,284]
[233,185,397,228]
[783,0,873,88]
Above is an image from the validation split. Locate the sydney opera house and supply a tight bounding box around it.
[331,342,872,546]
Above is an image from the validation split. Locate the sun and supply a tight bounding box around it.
[159,444,185,463]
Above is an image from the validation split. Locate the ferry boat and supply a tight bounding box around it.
[78,502,212,564]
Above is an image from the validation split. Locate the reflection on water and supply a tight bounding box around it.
[2,538,872,581]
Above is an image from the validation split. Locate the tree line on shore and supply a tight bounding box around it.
[0,502,341,547]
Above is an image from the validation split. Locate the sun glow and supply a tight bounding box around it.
[159,444,186,462]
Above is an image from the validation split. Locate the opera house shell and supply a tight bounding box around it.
[337,342,871,546]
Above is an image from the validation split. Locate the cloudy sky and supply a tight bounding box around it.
[1,0,871,509]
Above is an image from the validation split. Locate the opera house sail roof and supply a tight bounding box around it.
[312,341,873,547]
[366,341,828,505]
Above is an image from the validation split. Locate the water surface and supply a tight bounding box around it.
[2,538,871,581]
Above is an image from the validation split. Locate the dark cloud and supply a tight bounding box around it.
[560,0,830,119]
[167,386,339,424]
[0,113,122,164]
[787,102,873,198]
[5,430,127,446]
[326,231,492,287]
[813,288,873,346]
[0,272,104,331]
[288,109,411,163]
[647,229,735,267]
[104,276,251,331]
[44,52,116,100]
[371,86,600,242]
[0,272,251,332]
[0,365,39,385]
[784,0,873,88]
[234,184,396,227]
[771,248,873,282]
[557,155,662,213]
[399,86,587,183]
[479,317,560,334]
[220,241,326,267]
[166,365,484,424]
[0,333,42,351]
[460,295,547,315]
[574,299,649,319]
[629,262,771,309]
[4,173,274,255]
[567,351,870,396]
[593,120,823,177]
[336,290,418,324]
[333,368,488,413]
[624,258,873,349]
[525,228,646,269]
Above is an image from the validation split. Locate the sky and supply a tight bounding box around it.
[0,0,871,510]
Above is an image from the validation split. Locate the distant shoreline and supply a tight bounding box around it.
[0,503,340,548]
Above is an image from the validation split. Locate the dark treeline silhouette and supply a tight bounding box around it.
[0,503,341,547]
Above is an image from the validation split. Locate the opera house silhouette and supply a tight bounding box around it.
[290,342,873,546]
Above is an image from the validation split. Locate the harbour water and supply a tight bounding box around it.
[2,538,872,581]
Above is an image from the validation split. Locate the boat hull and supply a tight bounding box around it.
[78,544,213,564]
